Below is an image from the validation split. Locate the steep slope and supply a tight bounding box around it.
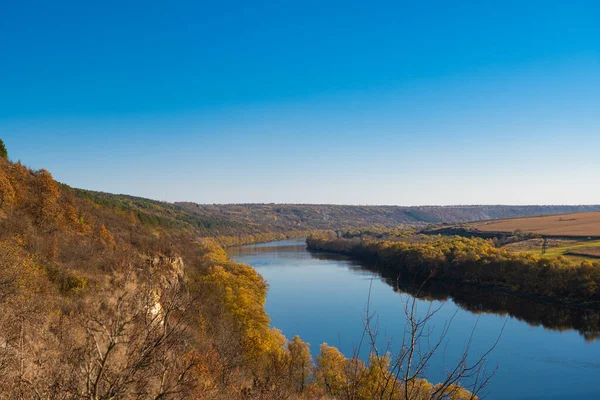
[0,152,481,399]
[0,156,323,398]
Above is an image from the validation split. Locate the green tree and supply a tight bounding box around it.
[0,139,7,159]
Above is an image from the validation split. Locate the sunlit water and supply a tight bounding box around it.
[228,239,600,399]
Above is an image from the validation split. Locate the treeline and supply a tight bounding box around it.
[0,147,478,399]
[307,232,600,305]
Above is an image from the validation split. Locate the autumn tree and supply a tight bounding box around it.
[287,336,313,393]
[33,169,60,225]
[59,191,80,229]
[98,224,116,247]
[0,171,16,209]
[315,343,348,396]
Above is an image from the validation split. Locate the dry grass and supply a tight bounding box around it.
[471,212,600,237]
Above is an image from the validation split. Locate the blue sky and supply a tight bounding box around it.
[2,0,599,205]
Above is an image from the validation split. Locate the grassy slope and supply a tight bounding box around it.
[505,238,600,259]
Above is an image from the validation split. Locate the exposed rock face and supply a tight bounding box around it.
[146,255,184,289]
[144,254,185,322]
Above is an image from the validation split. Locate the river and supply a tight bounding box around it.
[228,238,600,399]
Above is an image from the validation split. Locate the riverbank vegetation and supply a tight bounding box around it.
[0,142,487,398]
[307,232,600,305]
[326,250,600,341]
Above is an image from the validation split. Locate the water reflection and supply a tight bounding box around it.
[230,239,600,399]
[308,250,600,341]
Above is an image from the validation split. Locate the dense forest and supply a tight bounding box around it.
[307,232,600,307]
[0,143,485,398]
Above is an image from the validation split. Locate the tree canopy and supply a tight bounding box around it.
[0,138,7,159]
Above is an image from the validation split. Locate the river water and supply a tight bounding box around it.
[228,238,600,399]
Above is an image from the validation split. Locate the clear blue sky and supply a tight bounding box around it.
[2,0,599,205]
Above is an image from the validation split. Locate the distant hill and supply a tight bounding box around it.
[175,202,600,231]
[69,191,600,238]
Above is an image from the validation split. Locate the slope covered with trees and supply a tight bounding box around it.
[66,189,600,247]
[0,142,485,398]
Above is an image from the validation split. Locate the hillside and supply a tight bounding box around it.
[176,202,600,230]
[0,151,482,399]
[2,142,598,398]
[66,192,600,246]
[70,190,311,246]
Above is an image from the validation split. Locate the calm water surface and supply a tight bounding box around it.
[228,239,600,400]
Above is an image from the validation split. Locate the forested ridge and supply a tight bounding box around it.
[72,190,310,247]
[176,202,600,230]
[0,143,483,398]
[70,189,600,246]
[65,189,600,241]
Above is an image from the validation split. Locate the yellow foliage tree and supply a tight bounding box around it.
[0,170,15,210]
[287,335,313,393]
[99,224,116,247]
[315,343,348,396]
[34,169,60,225]
[202,263,270,360]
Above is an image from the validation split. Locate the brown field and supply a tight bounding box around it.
[568,247,600,258]
[471,211,600,237]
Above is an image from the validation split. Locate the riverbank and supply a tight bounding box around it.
[306,234,600,309]
[231,238,600,399]
[212,230,307,247]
